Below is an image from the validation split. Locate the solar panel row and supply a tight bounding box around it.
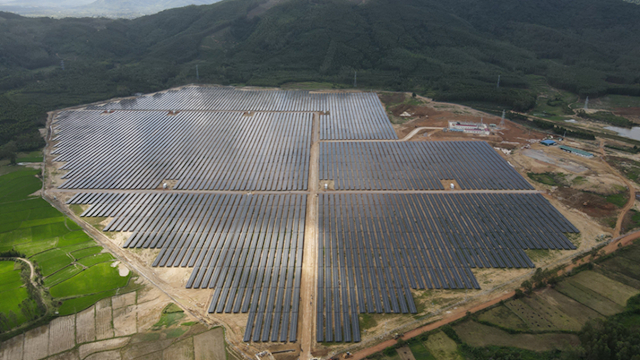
[67,192,306,343]
[316,193,578,342]
[53,111,311,191]
[319,141,534,190]
[83,86,397,140]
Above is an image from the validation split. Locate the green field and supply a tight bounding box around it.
[453,321,579,351]
[477,304,529,331]
[0,167,133,333]
[50,262,130,298]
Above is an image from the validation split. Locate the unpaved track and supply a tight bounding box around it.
[599,138,636,237]
[322,127,443,143]
[300,113,320,359]
[15,258,36,283]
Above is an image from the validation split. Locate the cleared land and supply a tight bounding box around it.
[43,86,593,358]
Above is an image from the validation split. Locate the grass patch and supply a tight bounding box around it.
[577,109,634,128]
[0,287,29,326]
[424,331,463,360]
[0,261,22,289]
[14,239,58,257]
[477,305,529,331]
[30,248,73,276]
[556,279,624,316]
[57,289,119,316]
[567,270,639,307]
[43,264,83,287]
[71,246,103,260]
[17,151,42,163]
[360,313,378,330]
[605,192,629,208]
[527,172,567,187]
[50,262,130,298]
[165,327,188,339]
[77,253,115,267]
[408,340,437,360]
[454,321,579,351]
[153,303,185,329]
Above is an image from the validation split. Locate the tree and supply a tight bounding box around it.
[521,280,533,295]
[0,141,18,165]
[0,313,9,332]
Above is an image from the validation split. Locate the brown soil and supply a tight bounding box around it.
[614,107,640,117]
[555,187,618,219]
[387,97,546,145]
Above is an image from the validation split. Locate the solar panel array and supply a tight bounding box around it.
[316,193,578,342]
[320,141,534,190]
[67,192,305,342]
[53,111,311,190]
[84,86,397,140]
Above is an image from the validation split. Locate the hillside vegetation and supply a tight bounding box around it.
[1,0,640,150]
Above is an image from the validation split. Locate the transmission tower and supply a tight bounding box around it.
[60,60,65,71]
[500,109,506,128]
[496,75,500,89]
[196,65,199,81]
[354,71,357,88]
[584,96,589,110]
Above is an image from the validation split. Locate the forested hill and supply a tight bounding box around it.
[1,0,640,151]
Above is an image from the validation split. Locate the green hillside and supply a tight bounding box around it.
[1,0,640,150]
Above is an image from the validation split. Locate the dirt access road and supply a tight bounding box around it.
[599,138,636,237]
[300,113,320,359]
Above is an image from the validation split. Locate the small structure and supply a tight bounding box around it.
[540,139,556,146]
[448,121,490,135]
[558,145,594,158]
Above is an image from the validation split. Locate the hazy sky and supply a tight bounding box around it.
[0,0,95,6]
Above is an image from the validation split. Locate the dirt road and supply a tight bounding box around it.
[599,138,636,237]
[348,291,515,360]
[300,113,320,359]
[322,127,444,143]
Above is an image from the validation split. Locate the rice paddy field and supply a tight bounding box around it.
[0,167,133,333]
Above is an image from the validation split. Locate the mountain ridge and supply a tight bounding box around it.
[1,0,640,150]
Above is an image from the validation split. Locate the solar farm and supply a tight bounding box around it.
[45,86,581,353]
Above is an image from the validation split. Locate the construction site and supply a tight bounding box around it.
[32,85,633,360]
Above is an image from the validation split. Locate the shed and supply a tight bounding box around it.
[540,139,556,146]
[558,145,594,158]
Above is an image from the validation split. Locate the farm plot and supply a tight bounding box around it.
[567,270,639,307]
[82,86,397,140]
[53,111,312,190]
[0,168,134,332]
[477,305,529,331]
[69,192,307,343]
[319,141,534,190]
[505,299,557,331]
[555,279,624,316]
[316,193,577,342]
[50,262,130,298]
[453,321,579,351]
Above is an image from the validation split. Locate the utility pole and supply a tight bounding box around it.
[496,75,500,89]
[584,96,589,110]
[196,65,199,81]
[354,71,357,88]
[60,60,65,71]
